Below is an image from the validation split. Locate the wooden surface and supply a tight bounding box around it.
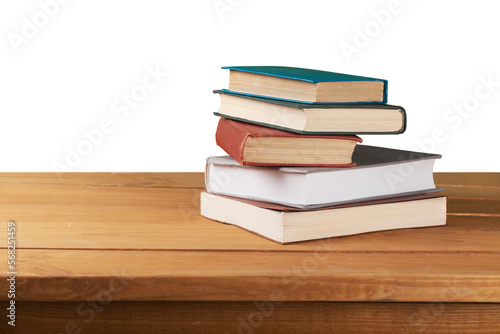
[13,301,500,334]
[0,172,499,333]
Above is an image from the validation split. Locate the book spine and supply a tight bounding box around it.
[399,107,407,134]
[215,118,250,165]
[382,80,388,103]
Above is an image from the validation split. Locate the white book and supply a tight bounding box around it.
[205,145,442,209]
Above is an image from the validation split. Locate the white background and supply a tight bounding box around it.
[1,0,499,172]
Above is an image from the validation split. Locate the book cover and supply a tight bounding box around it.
[222,66,387,84]
[214,89,406,135]
[210,192,445,212]
[215,117,362,167]
[222,66,388,104]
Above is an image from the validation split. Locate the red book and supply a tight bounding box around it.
[215,118,362,167]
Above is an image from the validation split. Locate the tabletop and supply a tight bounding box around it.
[0,172,499,333]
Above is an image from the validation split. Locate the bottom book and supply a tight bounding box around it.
[200,192,447,244]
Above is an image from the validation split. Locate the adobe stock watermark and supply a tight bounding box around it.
[212,0,244,21]
[339,0,411,64]
[49,272,129,334]
[6,221,17,327]
[385,73,499,190]
[415,74,499,154]
[401,279,462,333]
[7,0,71,54]
[226,240,390,334]
[178,165,244,224]
[51,64,168,174]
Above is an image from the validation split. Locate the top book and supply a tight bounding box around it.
[222,66,388,104]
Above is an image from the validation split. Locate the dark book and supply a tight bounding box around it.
[215,118,361,167]
[222,66,388,104]
[205,145,443,209]
[201,192,447,244]
[214,90,405,135]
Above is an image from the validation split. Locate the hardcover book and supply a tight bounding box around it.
[205,145,443,209]
[214,90,406,135]
[201,192,447,244]
[222,66,388,104]
[215,118,362,167]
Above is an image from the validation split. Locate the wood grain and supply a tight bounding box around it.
[440,185,500,199]
[0,182,498,251]
[435,173,500,187]
[0,172,498,333]
[0,214,499,251]
[445,215,500,230]
[3,301,499,334]
[0,172,496,188]
[447,198,500,215]
[0,172,205,188]
[1,249,499,302]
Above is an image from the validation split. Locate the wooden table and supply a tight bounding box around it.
[0,173,499,333]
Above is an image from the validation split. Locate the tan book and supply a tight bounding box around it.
[201,192,447,244]
[214,90,405,135]
[222,66,387,103]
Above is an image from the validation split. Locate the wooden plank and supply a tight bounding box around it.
[442,185,500,199]
[1,250,499,302]
[1,176,498,215]
[2,178,497,214]
[0,172,497,189]
[4,301,500,334]
[0,172,497,190]
[0,172,205,188]
[447,198,500,215]
[2,200,500,251]
[435,173,500,187]
[1,189,500,251]
[0,182,498,252]
[446,215,500,230]
[0,182,202,206]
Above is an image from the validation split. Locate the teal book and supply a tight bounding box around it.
[222,66,388,104]
[213,90,405,135]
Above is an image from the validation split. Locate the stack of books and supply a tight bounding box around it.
[201,66,447,244]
